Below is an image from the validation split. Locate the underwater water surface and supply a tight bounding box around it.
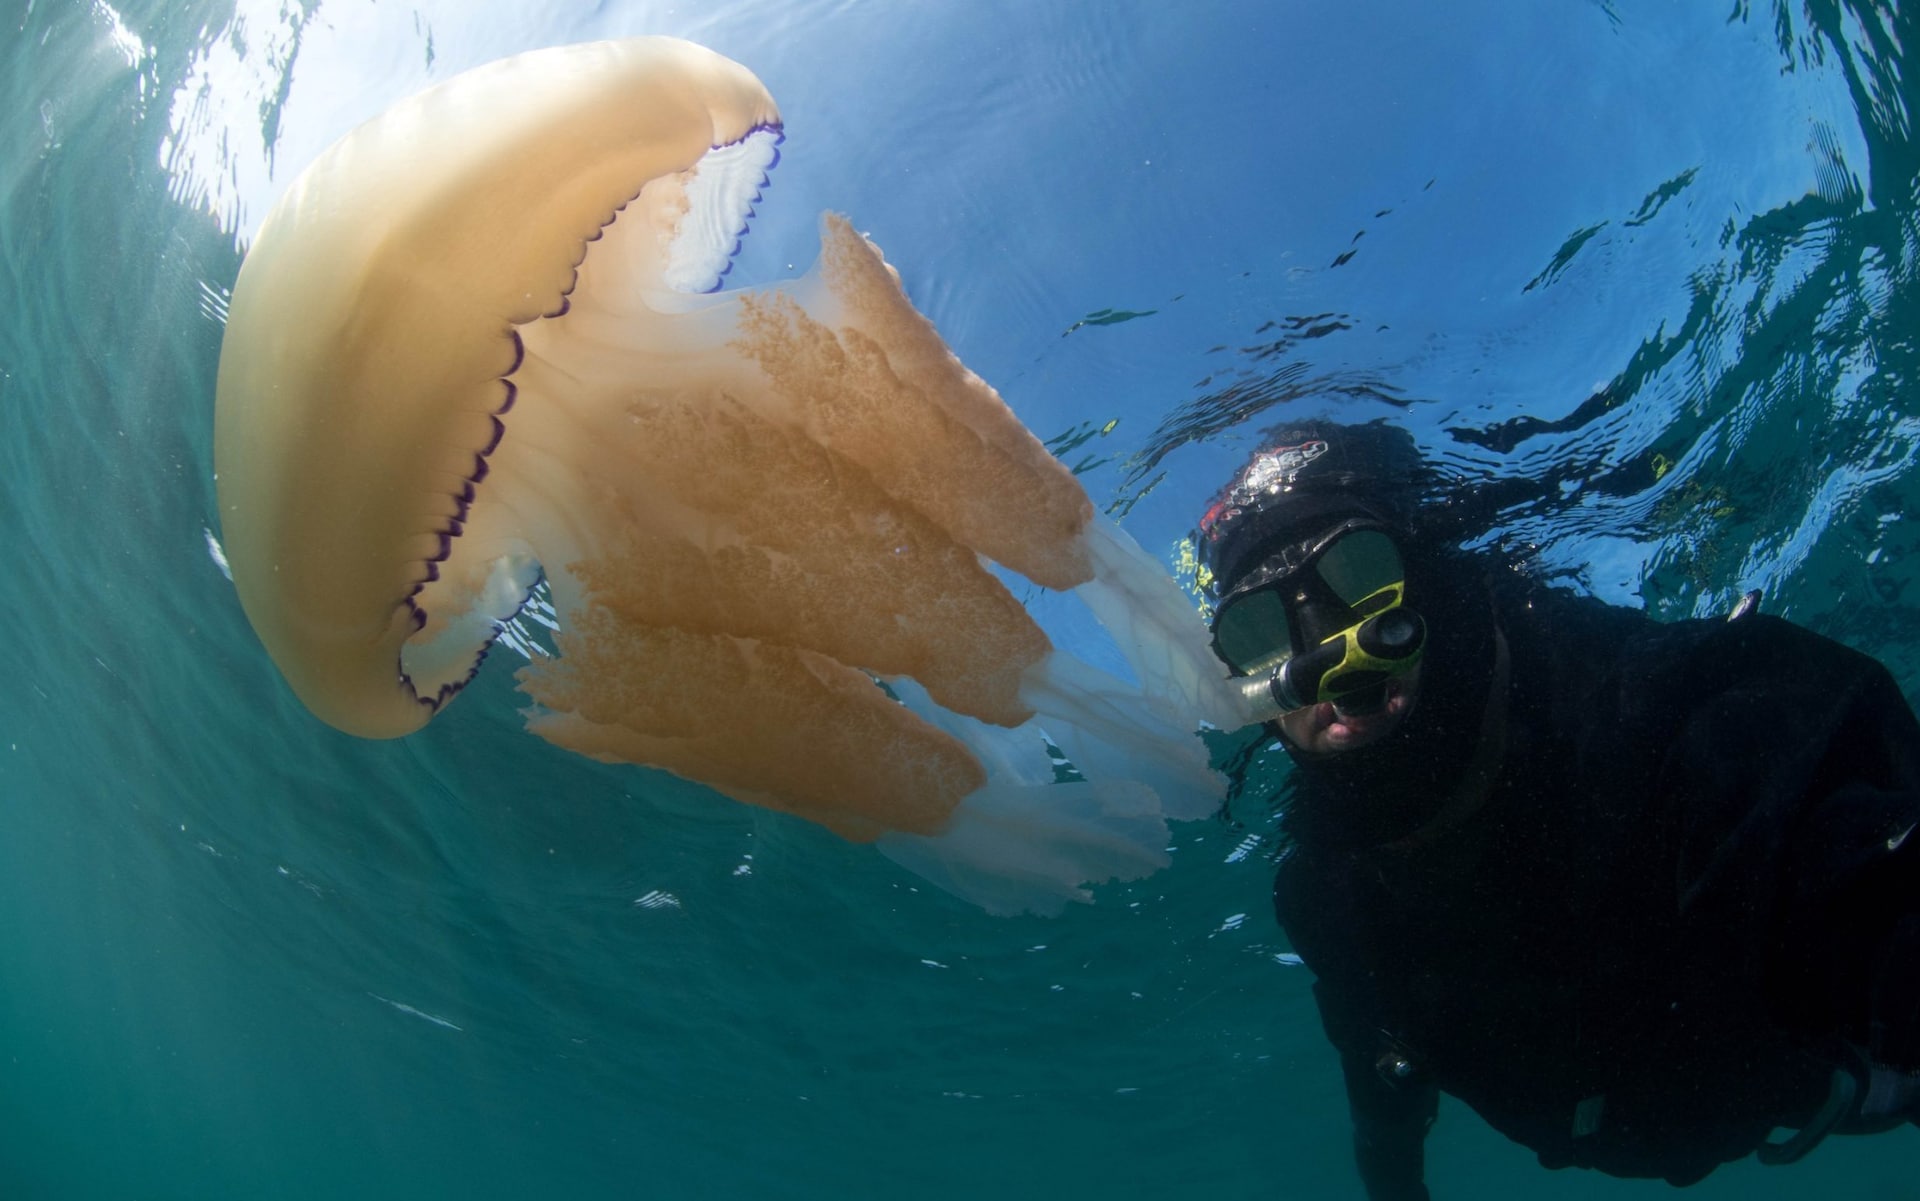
[2,1,1918,1198]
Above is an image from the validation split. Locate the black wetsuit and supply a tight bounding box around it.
[1270,570,1920,1198]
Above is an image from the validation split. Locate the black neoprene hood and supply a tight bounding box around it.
[1199,420,1424,595]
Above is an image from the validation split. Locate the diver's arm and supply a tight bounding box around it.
[1663,618,1920,1068]
[1339,1044,1438,1201]
[1864,913,1920,1069]
[1293,917,1438,1198]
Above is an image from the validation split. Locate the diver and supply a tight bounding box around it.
[1198,420,1920,1199]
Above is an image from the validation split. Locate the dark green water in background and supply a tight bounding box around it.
[1,1,1917,1198]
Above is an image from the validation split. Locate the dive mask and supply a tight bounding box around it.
[1210,518,1427,722]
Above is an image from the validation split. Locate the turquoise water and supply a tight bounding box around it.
[2,1,1917,1198]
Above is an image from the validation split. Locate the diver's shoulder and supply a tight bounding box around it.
[1486,575,1655,642]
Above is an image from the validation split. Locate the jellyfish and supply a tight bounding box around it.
[214,37,1250,915]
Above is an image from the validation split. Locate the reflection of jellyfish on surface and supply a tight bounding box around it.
[214,37,1247,914]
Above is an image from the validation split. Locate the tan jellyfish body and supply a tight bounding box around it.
[216,37,1246,913]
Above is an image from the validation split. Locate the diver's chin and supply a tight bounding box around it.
[1278,674,1420,755]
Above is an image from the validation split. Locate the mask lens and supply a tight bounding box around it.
[1316,529,1403,613]
[1213,588,1295,675]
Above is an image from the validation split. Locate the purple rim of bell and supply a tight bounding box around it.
[396,121,787,715]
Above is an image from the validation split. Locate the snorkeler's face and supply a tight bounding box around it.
[1275,664,1421,755]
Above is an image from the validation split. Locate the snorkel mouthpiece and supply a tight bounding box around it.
[1231,607,1427,725]
[1332,684,1390,719]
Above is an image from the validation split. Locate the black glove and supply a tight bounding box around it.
[1355,1114,1435,1201]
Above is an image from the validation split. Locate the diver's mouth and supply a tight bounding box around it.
[1319,676,1418,747]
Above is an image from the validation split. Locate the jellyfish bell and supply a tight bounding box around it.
[214,36,1251,914]
[215,38,783,739]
